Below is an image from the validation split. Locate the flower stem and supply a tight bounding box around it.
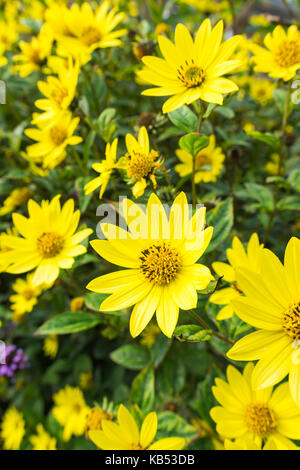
[189,309,234,346]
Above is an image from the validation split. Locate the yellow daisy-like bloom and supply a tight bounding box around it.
[70,296,84,312]
[45,1,126,64]
[211,363,300,449]
[43,335,59,359]
[249,77,276,105]
[251,25,300,81]
[24,111,82,170]
[249,14,271,28]
[118,127,161,198]
[224,437,297,450]
[29,424,57,450]
[13,24,53,77]
[209,233,265,320]
[0,187,33,216]
[87,192,213,338]
[180,0,228,13]
[52,385,90,441]
[1,408,25,450]
[137,19,241,113]
[0,195,93,286]
[265,153,281,176]
[227,237,300,407]
[89,404,185,450]
[9,273,44,322]
[84,138,118,199]
[85,407,113,437]
[175,135,225,184]
[32,57,79,126]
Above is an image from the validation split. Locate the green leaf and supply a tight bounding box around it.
[245,182,274,212]
[205,198,233,253]
[35,312,103,335]
[95,108,116,142]
[247,131,280,149]
[179,133,209,156]
[215,106,235,119]
[130,363,155,414]
[288,168,300,192]
[276,195,300,211]
[110,344,150,370]
[174,325,212,342]
[150,334,172,368]
[168,105,198,133]
[157,411,197,440]
[156,356,186,395]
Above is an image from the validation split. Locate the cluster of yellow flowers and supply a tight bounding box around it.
[1,0,300,452]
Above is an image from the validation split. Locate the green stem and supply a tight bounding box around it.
[189,309,234,346]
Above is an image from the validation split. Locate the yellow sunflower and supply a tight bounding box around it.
[0,195,92,285]
[251,25,300,81]
[89,404,185,450]
[175,135,225,183]
[118,126,161,198]
[227,237,300,407]
[87,192,213,338]
[1,408,25,450]
[209,233,265,320]
[210,363,300,449]
[52,385,90,441]
[24,111,82,170]
[84,138,118,199]
[137,19,241,113]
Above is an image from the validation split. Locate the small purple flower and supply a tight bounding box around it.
[0,344,29,381]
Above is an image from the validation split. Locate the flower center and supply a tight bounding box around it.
[126,150,158,180]
[282,302,300,341]
[275,41,300,68]
[195,153,210,170]
[37,232,64,258]
[140,242,181,285]
[28,47,42,65]
[22,288,35,300]
[177,62,205,88]
[73,402,83,414]
[51,86,69,106]
[244,403,277,438]
[49,126,67,146]
[81,27,102,47]
[85,408,113,435]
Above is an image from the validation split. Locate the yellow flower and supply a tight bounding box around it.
[175,135,225,183]
[24,111,82,170]
[210,363,300,448]
[85,407,113,436]
[251,25,300,81]
[52,385,90,441]
[87,192,213,338]
[224,436,298,450]
[13,24,53,77]
[249,77,276,105]
[155,23,170,36]
[84,138,118,199]
[0,187,33,216]
[1,408,25,450]
[70,296,84,312]
[29,424,57,450]
[0,227,17,272]
[118,127,161,198]
[45,1,126,64]
[0,195,93,285]
[43,335,59,359]
[209,233,265,320]
[180,0,228,13]
[137,19,241,113]
[32,57,79,126]
[227,237,300,407]
[89,404,185,450]
[79,371,93,389]
[10,273,44,322]
[249,14,271,28]
[265,153,281,176]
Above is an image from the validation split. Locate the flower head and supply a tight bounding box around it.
[43,335,59,359]
[87,192,213,338]
[0,187,33,217]
[1,408,25,450]
[52,385,90,441]
[210,363,300,449]
[0,195,92,285]
[29,424,57,450]
[9,273,45,322]
[209,233,265,320]
[137,19,241,113]
[175,135,224,183]
[227,237,300,407]
[251,25,300,81]
[89,404,185,450]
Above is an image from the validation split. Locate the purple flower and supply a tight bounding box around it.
[0,344,29,381]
